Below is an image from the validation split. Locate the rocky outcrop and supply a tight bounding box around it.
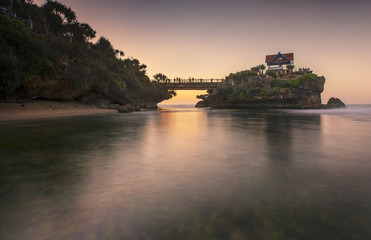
[292,76,325,104]
[23,77,172,109]
[196,75,346,109]
[326,97,346,108]
[117,104,136,113]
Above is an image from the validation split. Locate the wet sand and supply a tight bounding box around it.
[0,100,116,121]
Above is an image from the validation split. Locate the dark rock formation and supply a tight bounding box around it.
[78,92,114,109]
[196,75,344,109]
[195,100,209,108]
[23,77,172,109]
[117,104,136,113]
[108,104,120,109]
[292,76,325,104]
[326,97,346,108]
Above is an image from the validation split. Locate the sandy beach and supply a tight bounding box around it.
[0,100,117,122]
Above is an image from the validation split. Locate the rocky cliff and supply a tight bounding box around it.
[0,8,173,112]
[22,77,172,110]
[196,73,345,109]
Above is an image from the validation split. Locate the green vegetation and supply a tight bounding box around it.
[270,79,299,88]
[0,14,49,94]
[214,67,318,101]
[0,0,170,102]
[297,73,318,81]
[153,73,169,83]
[250,64,265,75]
[286,64,295,73]
[265,70,277,78]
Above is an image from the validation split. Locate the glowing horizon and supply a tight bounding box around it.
[33,0,371,104]
[159,90,207,106]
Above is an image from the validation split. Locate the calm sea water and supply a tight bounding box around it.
[1,105,371,240]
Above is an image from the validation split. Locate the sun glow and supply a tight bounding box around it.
[159,90,207,106]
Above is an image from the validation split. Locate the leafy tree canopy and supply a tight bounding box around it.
[0,0,172,102]
[153,73,168,82]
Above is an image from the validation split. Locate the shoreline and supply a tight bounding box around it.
[0,100,117,122]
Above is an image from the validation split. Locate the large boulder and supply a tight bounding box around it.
[117,104,136,113]
[327,97,346,108]
[195,101,209,108]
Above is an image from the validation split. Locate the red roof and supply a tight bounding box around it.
[265,53,294,63]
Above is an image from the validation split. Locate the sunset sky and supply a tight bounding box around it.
[35,0,371,104]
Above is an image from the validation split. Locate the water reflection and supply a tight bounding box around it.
[1,108,371,239]
[0,114,148,240]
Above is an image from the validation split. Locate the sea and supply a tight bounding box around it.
[1,105,371,240]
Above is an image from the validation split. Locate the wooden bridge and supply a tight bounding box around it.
[156,78,224,90]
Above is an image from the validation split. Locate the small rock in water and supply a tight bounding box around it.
[327,97,346,108]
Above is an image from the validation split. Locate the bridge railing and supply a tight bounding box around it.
[154,78,225,84]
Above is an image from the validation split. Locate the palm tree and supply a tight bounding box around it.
[114,50,124,59]
[286,64,295,73]
[259,64,266,75]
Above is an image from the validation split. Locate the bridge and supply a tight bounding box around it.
[156,78,224,90]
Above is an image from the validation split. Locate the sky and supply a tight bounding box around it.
[35,0,371,104]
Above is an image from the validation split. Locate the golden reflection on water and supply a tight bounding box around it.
[158,108,208,143]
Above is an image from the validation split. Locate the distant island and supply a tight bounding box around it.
[0,0,174,112]
[195,60,345,109]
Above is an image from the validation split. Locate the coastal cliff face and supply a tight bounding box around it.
[0,5,173,110]
[291,76,325,105]
[196,73,344,109]
[24,77,172,109]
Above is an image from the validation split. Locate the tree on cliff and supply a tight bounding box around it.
[266,70,277,78]
[40,0,77,35]
[115,49,124,59]
[68,22,96,42]
[250,64,266,75]
[153,73,168,83]
[259,64,266,75]
[0,0,173,103]
[94,36,113,52]
[225,69,257,84]
[0,14,49,96]
[250,66,260,73]
[286,64,295,73]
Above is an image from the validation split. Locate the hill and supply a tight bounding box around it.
[0,0,174,109]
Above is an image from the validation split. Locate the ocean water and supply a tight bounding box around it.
[1,105,371,240]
